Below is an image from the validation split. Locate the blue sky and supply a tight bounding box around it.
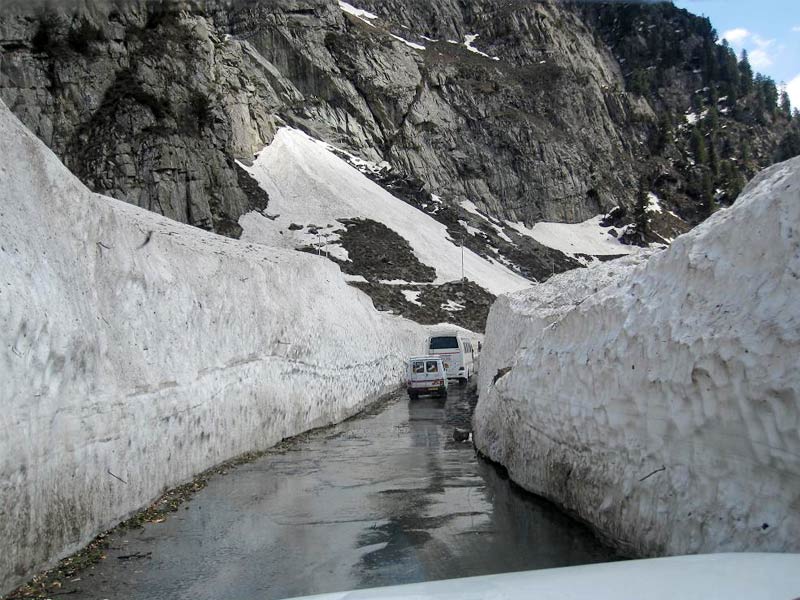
[674,0,800,108]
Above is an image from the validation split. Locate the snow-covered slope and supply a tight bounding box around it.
[474,157,800,556]
[507,215,637,257]
[0,103,427,594]
[238,128,532,295]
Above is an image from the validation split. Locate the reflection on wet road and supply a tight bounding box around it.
[67,385,617,599]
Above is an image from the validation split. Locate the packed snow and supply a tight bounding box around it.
[474,156,800,556]
[287,554,800,600]
[458,219,483,237]
[441,300,465,312]
[238,128,532,295]
[476,253,652,397]
[463,33,500,61]
[507,215,637,257]
[646,192,663,213]
[460,200,514,243]
[0,102,428,594]
[338,1,378,25]
[389,33,426,51]
[401,290,422,306]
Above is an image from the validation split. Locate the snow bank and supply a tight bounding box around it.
[238,128,531,295]
[0,103,427,594]
[474,157,800,556]
[475,253,652,396]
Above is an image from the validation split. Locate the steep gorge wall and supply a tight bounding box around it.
[1,0,662,235]
[0,102,426,594]
[474,157,800,556]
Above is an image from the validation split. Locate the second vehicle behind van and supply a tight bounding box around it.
[426,331,477,384]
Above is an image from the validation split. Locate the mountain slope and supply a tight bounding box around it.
[4,0,790,237]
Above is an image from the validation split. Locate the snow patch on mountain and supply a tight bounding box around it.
[338,1,378,25]
[474,157,800,556]
[507,215,636,257]
[389,33,426,51]
[238,128,532,295]
[401,290,422,306]
[460,200,514,244]
[464,33,500,61]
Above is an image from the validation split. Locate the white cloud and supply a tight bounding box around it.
[722,28,750,45]
[749,48,773,69]
[786,74,800,110]
[720,29,778,69]
[792,26,800,33]
[748,35,776,69]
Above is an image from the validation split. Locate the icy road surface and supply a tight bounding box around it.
[56,385,616,599]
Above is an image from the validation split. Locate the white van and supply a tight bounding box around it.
[406,356,448,399]
[426,332,477,383]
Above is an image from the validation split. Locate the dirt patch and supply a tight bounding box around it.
[334,218,437,283]
[352,279,494,332]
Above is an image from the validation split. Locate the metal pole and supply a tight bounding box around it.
[461,237,465,293]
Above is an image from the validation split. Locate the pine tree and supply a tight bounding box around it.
[705,105,719,132]
[700,170,715,217]
[738,50,753,95]
[708,135,719,176]
[633,178,650,244]
[777,130,800,161]
[720,160,745,202]
[779,87,792,119]
[762,76,778,115]
[741,138,750,163]
[691,128,708,164]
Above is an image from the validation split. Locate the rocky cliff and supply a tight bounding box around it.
[0,0,795,246]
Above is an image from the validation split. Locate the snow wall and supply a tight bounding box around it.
[474,157,800,557]
[0,103,426,593]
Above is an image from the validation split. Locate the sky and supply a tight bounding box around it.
[674,0,800,109]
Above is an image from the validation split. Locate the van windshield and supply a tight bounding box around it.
[429,336,458,350]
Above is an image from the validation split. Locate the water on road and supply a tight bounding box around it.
[62,385,617,599]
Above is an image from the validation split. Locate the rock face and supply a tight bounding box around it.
[473,157,800,557]
[1,0,791,239]
[0,100,426,595]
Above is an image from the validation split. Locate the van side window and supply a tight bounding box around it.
[413,361,425,374]
[426,361,438,373]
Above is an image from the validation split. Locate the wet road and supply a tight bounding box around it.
[65,384,617,599]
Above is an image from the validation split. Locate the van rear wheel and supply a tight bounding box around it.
[408,391,418,400]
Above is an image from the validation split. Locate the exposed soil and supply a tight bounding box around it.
[335,218,437,283]
[352,279,495,332]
